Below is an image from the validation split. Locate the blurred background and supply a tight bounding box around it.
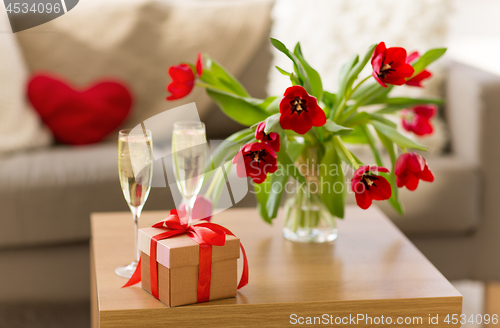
[0,0,499,327]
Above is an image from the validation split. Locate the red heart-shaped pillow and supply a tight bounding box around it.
[28,74,133,145]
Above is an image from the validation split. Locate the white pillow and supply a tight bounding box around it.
[268,0,451,97]
[0,7,52,154]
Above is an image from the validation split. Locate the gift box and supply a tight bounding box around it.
[138,227,240,307]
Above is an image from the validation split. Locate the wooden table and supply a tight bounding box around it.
[487,283,500,327]
[91,206,462,327]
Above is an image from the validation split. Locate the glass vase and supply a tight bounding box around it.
[283,148,338,243]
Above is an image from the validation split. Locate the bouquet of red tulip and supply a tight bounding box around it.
[166,38,445,237]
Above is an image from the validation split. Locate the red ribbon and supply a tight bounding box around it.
[123,209,249,303]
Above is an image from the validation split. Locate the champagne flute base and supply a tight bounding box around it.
[115,261,138,278]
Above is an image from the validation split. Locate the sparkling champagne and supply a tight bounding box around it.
[118,135,153,208]
[116,129,153,279]
[172,129,206,200]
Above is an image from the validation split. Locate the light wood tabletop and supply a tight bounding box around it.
[90,206,462,327]
[487,283,500,327]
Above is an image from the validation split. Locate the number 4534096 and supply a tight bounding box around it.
[444,313,498,325]
[6,3,61,14]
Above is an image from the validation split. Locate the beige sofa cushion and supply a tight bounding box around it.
[15,0,273,140]
[0,7,52,153]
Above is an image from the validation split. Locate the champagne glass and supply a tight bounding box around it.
[172,121,206,223]
[116,128,153,278]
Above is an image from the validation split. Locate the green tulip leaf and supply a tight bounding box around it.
[256,96,278,111]
[206,88,270,126]
[294,42,323,99]
[203,129,254,188]
[277,150,306,184]
[371,121,428,151]
[344,44,377,96]
[376,130,404,215]
[351,81,378,100]
[370,97,443,107]
[323,120,353,135]
[343,112,371,127]
[368,113,397,128]
[266,168,289,220]
[361,125,383,167]
[322,90,336,110]
[339,84,393,123]
[207,129,254,172]
[275,65,302,86]
[264,113,282,134]
[264,96,281,114]
[355,84,393,107]
[275,66,292,76]
[320,140,346,218]
[287,139,306,161]
[270,38,311,93]
[375,98,442,114]
[334,140,363,167]
[338,54,359,99]
[203,55,249,97]
[341,125,369,144]
[289,73,301,86]
[254,176,272,224]
[270,38,295,61]
[411,48,447,76]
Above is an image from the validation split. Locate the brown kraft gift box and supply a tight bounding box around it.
[138,227,240,307]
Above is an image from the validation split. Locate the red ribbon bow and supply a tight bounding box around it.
[123,210,249,303]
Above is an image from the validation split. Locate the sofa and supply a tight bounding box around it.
[0,0,498,315]
[0,0,273,306]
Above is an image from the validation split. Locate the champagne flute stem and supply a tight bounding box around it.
[131,206,140,263]
[184,196,197,223]
[186,199,192,224]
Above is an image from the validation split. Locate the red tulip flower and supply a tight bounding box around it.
[405,51,420,64]
[371,42,414,88]
[195,52,203,78]
[178,195,213,222]
[395,152,434,191]
[405,51,432,87]
[279,85,326,135]
[402,104,436,136]
[255,122,280,152]
[166,53,203,100]
[351,165,392,210]
[232,142,278,184]
[405,70,432,87]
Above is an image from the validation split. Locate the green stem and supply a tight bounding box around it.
[339,103,362,124]
[304,204,310,230]
[332,98,347,121]
[195,82,230,94]
[349,75,371,98]
[310,210,316,229]
[293,187,304,232]
[339,80,385,124]
[195,82,210,88]
[306,128,321,146]
[299,207,305,230]
[333,75,371,122]
[335,136,360,169]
